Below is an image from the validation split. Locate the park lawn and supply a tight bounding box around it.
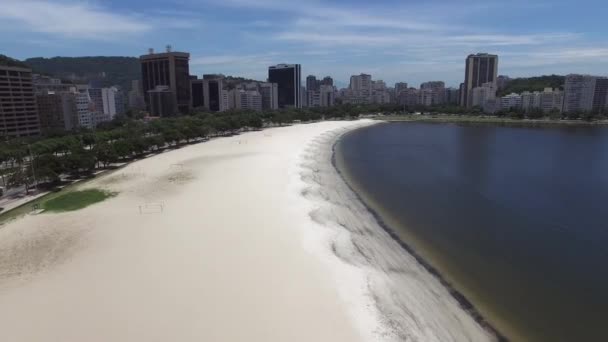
[42,189,115,212]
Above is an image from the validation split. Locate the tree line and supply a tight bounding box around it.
[0,105,394,193]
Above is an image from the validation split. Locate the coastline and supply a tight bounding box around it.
[331,124,523,341]
[297,121,498,341]
[380,114,608,127]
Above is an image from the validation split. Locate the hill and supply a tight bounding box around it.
[0,54,30,68]
[499,75,565,96]
[24,56,140,91]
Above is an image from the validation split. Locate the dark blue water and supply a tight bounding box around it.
[335,122,608,341]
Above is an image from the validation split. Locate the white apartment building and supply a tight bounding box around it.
[259,82,279,110]
[540,88,564,113]
[471,82,497,112]
[101,87,125,119]
[75,88,94,129]
[349,74,372,102]
[521,91,541,112]
[501,93,522,110]
[229,89,262,111]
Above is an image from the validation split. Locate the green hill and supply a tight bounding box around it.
[0,54,30,68]
[499,75,565,96]
[24,56,140,91]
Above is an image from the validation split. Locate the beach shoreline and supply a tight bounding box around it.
[298,122,497,341]
[331,125,509,342]
[0,120,504,341]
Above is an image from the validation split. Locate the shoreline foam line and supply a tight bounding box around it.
[294,120,502,342]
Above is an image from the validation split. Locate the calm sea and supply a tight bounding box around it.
[335,122,608,341]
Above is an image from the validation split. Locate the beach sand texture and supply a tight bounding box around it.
[0,120,494,341]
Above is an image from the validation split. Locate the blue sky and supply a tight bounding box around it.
[1,0,607,87]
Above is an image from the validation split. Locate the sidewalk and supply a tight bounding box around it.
[0,188,49,213]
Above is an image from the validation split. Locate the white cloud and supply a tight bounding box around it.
[0,1,151,38]
[0,0,199,40]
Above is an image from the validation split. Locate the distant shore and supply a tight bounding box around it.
[379,114,608,127]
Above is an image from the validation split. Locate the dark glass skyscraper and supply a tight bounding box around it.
[461,53,498,108]
[140,50,192,115]
[268,64,301,108]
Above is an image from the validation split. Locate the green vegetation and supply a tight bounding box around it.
[499,75,565,96]
[24,56,140,91]
[0,54,30,68]
[42,189,114,212]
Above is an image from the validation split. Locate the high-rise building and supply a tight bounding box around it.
[445,87,460,105]
[394,82,408,96]
[102,87,124,119]
[268,64,302,108]
[190,79,204,109]
[321,76,334,87]
[592,78,608,113]
[320,84,335,107]
[0,65,40,137]
[471,82,498,113]
[128,80,145,110]
[75,86,94,128]
[202,76,225,112]
[306,75,320,91]
[461,53,498,108]
[562,74,597,113]
[36,91,79,131]
[349,74,372,102]
[420,81,446,106]
[260,82,279,110]
[140,48,191,115]
[148,86,176,117]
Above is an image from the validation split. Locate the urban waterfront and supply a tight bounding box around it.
[335,122,608,341]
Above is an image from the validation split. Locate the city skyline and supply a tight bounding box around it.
[1,0,608,87]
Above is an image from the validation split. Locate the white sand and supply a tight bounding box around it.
[0,121,369,342]
[0,120,497,342]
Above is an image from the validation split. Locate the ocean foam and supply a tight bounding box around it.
[288,121,497,342]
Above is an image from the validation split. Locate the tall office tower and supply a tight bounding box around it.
[148,86,176,117]
[268,64,302,108]
[260,82,279,110]
[0,65,40,137]
[461,53,498,108]
[190,78,204,108]
[321,76,334,87]
[140,47,192,115]
[202,76,225,112]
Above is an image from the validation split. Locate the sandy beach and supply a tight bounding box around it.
[0,120,494,341]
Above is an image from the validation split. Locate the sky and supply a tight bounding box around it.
[1,0,607,88]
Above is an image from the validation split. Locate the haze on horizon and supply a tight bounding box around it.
[1,0,607,87]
